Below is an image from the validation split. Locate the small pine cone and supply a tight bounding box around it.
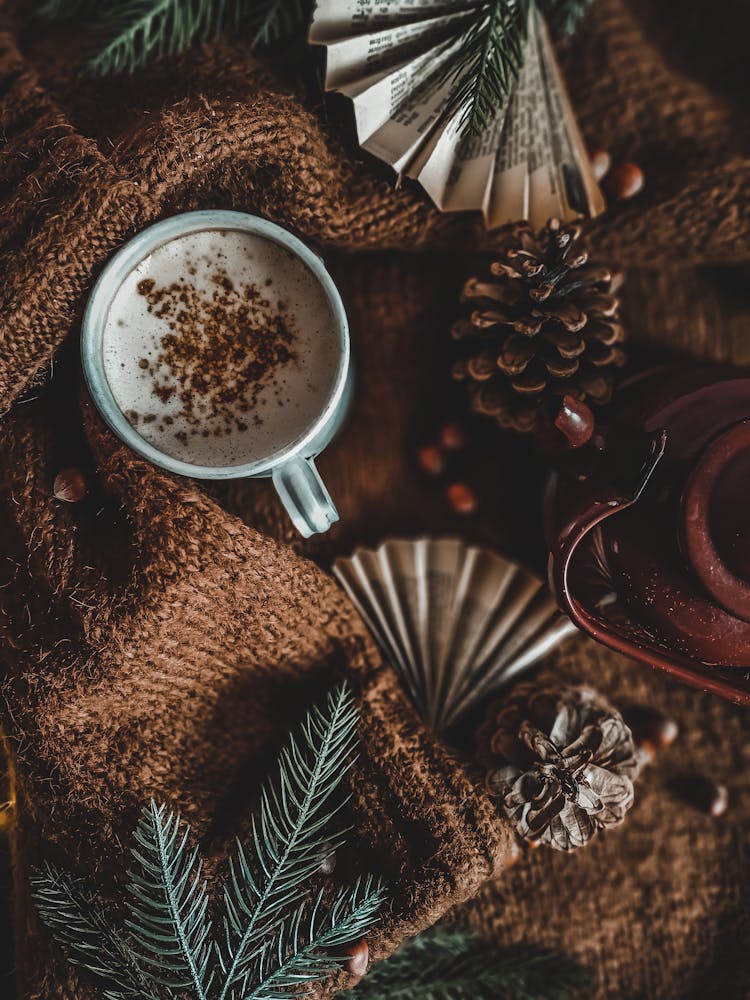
[477,682,641,852]
[452,219,626,433]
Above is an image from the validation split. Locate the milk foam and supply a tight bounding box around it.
[102,228,340,468]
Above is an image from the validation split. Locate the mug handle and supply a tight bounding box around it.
[272,456,339,537]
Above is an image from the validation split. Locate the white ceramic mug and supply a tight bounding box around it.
[81,210,351,537]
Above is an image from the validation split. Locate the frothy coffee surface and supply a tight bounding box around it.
[102,228,340,468]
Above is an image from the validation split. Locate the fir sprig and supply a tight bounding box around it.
[347,929,591,1000]
[30,862,160,1000]
[250,877,386,1000]
[88,0,237,76]
[127,801,214,998]
[32,683,386,1000]
[33,0,310,75]
[442,0,531,138]
[218,684,364,1000]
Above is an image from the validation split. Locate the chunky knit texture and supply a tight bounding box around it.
[0,0,749,997]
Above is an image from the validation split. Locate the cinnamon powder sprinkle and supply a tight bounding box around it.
[134,269,298,440]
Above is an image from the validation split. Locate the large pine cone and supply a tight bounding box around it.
[452,219,626,433]
[477,683,641,851]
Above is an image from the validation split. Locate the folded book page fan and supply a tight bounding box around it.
[333,537,577,733]
[310,0,604,229]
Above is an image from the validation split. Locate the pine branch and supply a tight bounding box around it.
[218,683,360,1000]
[86,0,244,76]
[248,875,387,1000]
[35,0,310,75]
[31,861,160,1000]
[346,930,591,1000]
[441,0,532,138]
[126,800,214,1000]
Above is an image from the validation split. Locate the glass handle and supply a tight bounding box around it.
[272,456,339,537]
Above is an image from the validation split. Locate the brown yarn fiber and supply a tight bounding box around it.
[0,0,749,997]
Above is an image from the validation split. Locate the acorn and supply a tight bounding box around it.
[53,467,88,503]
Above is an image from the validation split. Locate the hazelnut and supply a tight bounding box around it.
[53,467,88,503]
[416,445,444,478]
[589,147,612,182]
[604,162,645,201]
[670,775,729,817]
[446,482,478,515]
[625,705,679,754]
[554,395,595,449]
[345,938,369,978]
[440,421,468,451]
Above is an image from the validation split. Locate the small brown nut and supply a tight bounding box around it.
[554,395,595,449]
[446,482,478,515]
[505,838,523,867]
[440,421,468,451]
[670,775,729,817]
[319,851,336,875]
[416,445,444,478]
[345,938,369,978]
[589,147,612,182]
[603,161,645,201]
[698,780,729,817]
[625,705,679,753]
[53,467,88,503]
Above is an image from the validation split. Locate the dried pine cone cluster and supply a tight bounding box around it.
[452,219,626,433]
[477,683,641,851]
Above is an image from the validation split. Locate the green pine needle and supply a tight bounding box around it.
[346,929,591,1000]
[127,800,215,999]
[249,876,387,1000]
[33,0,310,75]
[30,861,160,1000]
[218,683,363,1000]
[32,683,385,1000]
[87,0,228,76]
[441,0,531,138]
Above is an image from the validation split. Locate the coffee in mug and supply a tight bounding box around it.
[82,212,350,536]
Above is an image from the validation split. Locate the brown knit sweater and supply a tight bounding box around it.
[0,1,749,997]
